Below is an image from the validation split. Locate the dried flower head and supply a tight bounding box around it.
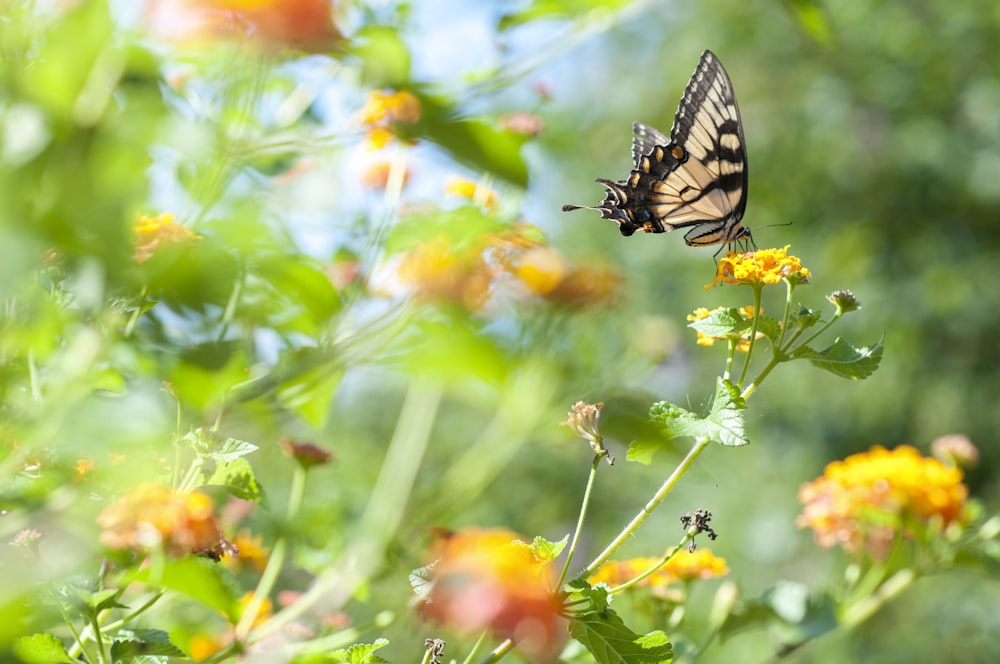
[827,289,860,314]
[562,401,612,464]
[797,445,969,559]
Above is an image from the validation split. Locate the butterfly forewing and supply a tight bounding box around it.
[563,50,751,249]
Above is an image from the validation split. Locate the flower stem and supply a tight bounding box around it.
[461,631,489,664]
[736,285,764,389]
[608,530,696,593]
[558,454,603,588]
[579,436,712,578]
[477,638,515,664]
[840,568,917,627]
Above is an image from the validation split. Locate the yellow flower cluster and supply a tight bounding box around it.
[397,221,619,312]
[97,483,221,557]
[589,549,729,589]
[797,445,969,558]
[708,245,810,288]
[445,176,499,211]
[133,213,201,263]
[357,90,421,149]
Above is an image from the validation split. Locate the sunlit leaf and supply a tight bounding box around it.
[131,558,239,620]
[328,638,390,664]
[570,608,673,664]
[791,334,884,380]
[207,457,265,505]
[111,629,186,660]
[13,633,73,663]
[349,26,412,87]
[500,0,633,30]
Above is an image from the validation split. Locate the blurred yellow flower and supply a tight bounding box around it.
[358,90,421,148]
[797,445,969,558]
[97,483,221,557]
[397,236,494,310]
[445,176,499,211]
[708,245,810,288]
[589,549,729,590]
[419,528,566,661]
[133,213,201,263]
[223,530,269,573]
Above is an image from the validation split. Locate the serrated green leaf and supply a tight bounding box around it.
[687,308,747,337]
[752,316,783,342]
[531,535,568,563]
[62,586,126,619]
[111,629,186,660]
[206,456,265,505]
[13,633,74,663]
[792,333,884,380]
[570,609,672,664]
[789,306,822,331]
[205,438,258,463]
[566,579,610,613]
[649,380,748,448]
[329,638,390,664]
[131,557,239,620]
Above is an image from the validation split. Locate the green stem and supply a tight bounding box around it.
[608,531,696,593]
[840,568,917,627]
[579,437,712,578]
[234,465,307,639]
[736,285,764,389]
[558,455,603,588]
[88,613,110,664]
[217,269,244,342]
[27,349,40,401]
[249,378,443,643]
[94,589,166,634]
[477,638,515,664]
[776,279,794,348]
[794,311,842,352]
[461,631,489,664]
[741,356,780,400]
[123,287,147,338]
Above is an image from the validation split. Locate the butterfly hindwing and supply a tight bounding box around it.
[564,50,752,249]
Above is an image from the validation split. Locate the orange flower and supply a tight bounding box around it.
[419,528,566,661]
[708,245,810,288]
[133,213,201,263]
[222,530,269,573]
[97,484,222,557]
[144,0,342,52]
[797,445,969,558]
[397,236,495,310]
[360,160,410,190]
[589,549,729,590]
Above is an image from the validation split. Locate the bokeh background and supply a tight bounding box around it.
[1,0,999,662]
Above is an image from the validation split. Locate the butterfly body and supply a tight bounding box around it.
[564,50,751,250]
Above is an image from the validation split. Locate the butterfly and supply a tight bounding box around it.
[563,50,752,252]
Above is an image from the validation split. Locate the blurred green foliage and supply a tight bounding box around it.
[0,0,998,663]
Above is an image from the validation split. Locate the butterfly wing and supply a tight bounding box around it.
[564,50,751,248]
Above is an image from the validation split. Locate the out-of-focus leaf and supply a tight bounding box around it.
[500,0,633,30]
[170,343,249,411]
[783,0,835,47]
[385,206,508,256]
[400,322,509,384]
[791,334,884,380]
[276,364,344,428]
[241,254,341,336]
[570,608,673,664]
[132,557,239,620]
[13,633,73,663]
[349,26,411,87]
[401,92,530,186]
[111,629,186,661]
[531,535,568,563]
[206,457,265,505]
[720,582,838,652]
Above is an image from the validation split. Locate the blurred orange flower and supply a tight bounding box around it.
[398,235,495,310]
[419,528,566,661]
[797,445,969,559]
[358,90,421,148]
[445,176,498,212]
[144,0,342,52]
[97,484,222,557]
[133,213,201,263]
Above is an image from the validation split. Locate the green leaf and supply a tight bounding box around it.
[403,92,529,186]
[349,26,411,87]
[385,205,508,256]
[206,456,265,505]
[565,579,610,613]
[206,437,259,464]
[789,306,822,332]
[328,639,390,664]
[570,608,672,664]
[276,363,344,428]
[687,308,747,338]
[131,557,239,620]
[499,0,633,30]
[60,586,126,619]
[791,333,884,380]
[401,322,509,384]
[649,379,748,448]
[752,316,783,343]
[110,629,186,661]
[13,633,74,663]
[782,0,835,47]
[531,535,568,563]
[720,582,838,652]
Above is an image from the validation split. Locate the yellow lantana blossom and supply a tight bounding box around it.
[708,245,810,288]
[133,213,201,263]
[797,445,969,559]
[589,549,729,589]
